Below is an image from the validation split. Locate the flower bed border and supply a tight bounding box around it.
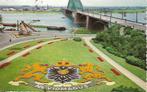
[36,46,42,49]
[97,57,105,62]
[7,51,16,56]
[22,52,30,57]
[111,68,121,76]
[0,62,11,69]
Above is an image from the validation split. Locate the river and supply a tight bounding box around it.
[0,11,146,32]
[101,12,146,24]
[0,12,78,32]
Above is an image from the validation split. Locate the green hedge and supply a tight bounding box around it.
[111,86,143,92]
[105,47,125,58]
[73,37,82,42]
[74,28,97,34]
[125,56,146,70]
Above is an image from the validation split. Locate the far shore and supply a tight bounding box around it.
[0,10,62,14]
[0,8,146,14]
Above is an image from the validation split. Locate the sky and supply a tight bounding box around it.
[0,0,146,6]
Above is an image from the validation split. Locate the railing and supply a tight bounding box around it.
[64,8,146,30]
[82,9,146,25]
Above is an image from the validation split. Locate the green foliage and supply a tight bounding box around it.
[126,56,146,70]
[93,24,146,69]
[105,47,124,57]
[9,47,22,50]
[111,86,143,92]
[73,37,82,42]
[0,57,6,61]
[74,28,96,34]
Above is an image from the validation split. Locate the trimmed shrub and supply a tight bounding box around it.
[111,86,143,92]
[73,37,82,42]
[125,56,146,70]
[92,38,99,43]
[105,47,123,57]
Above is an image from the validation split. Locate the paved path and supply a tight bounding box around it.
[0,38,63,66]
[82,37,147,91]
[0,31,96,49]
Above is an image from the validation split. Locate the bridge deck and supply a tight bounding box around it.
[77,11,146,31]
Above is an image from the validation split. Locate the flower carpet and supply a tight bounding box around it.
[9,61,115,91]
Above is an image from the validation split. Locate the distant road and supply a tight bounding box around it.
[0,31,95,50]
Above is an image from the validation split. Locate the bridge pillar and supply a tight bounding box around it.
[74,13,86,26]
[86,17,108,31]
[64,9,73,16]
[86,16,89,29]
[73,12,108,31]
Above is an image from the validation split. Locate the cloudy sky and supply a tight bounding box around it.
[0,0,146,6]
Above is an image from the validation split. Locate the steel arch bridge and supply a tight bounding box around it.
[67,0,83,11]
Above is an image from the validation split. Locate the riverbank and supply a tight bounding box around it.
[73,27,97,34]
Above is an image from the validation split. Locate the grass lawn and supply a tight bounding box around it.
[0,39,49,61]
[74,28,97,34]
[91,40,146,81]
[0,40,144,92]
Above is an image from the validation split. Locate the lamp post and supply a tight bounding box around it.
[136,12,138,23]
[122,11,124,19]
[0,15,2,23]
[100,10,102,19]
[110,11,112,25]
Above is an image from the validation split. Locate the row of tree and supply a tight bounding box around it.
[93,24,146,70]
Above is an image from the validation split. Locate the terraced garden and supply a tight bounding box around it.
[0,39,145,92]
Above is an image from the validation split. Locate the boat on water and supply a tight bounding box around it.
[47,26,66,31]
[32,20,40,22]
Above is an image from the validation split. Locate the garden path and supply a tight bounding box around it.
[0,38,63,66]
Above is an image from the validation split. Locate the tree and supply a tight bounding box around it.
[93,24,146,69]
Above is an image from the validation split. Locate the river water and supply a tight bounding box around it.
[0,12,78,32]
[98,12,146,24]
[0,12,146,32]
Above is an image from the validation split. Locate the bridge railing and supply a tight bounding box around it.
[82,8,146,25]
